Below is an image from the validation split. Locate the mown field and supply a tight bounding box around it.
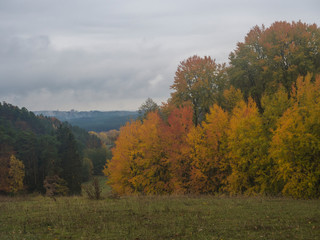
[0,178,319,240]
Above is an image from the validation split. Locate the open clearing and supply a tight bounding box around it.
[1,192,319,240]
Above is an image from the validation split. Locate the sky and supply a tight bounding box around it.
[0,0,319,111]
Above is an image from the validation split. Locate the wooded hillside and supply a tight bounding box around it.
[0,102,110,195]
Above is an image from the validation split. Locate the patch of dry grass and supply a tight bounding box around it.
[0,193,319,240]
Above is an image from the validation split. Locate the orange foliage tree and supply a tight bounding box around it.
[160,105,194,193]
[171,55,228,126]
[104,120,142,194]
[106,112,171,195]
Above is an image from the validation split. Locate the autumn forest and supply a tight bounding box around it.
[1,21,320,200]
[106,21,320,199]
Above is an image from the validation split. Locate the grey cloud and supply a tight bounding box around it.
[0,0,319,111]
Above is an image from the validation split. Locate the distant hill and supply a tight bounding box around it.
[34,110,138,132]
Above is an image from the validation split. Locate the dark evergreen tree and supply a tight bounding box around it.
[15,131,39,191]
[56,125,82,195]
[37,135,60,187]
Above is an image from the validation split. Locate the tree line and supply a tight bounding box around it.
[0,102,110,195]
[105,21,320,198]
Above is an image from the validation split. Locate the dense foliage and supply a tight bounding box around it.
[106,21,320,198]
[229,21,320,110]
[171,55,228,126]
[0,102,108,194]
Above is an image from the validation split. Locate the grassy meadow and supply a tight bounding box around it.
[0,177,320,240]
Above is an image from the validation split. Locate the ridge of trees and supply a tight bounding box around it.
[106,21,320,199]
[35,110,138,132]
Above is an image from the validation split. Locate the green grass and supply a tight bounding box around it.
[0,179,319,239]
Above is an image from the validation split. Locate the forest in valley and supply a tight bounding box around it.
[106,21,320,199]
[0,102,111,195]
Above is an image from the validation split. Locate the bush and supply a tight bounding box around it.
[83,177,102,200]
[43,175,69,197]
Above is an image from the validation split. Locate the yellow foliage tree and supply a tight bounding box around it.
[261,85,291,137]
[227,98,269,195]
[134,112,171,194]
[8,155,25,193]
[221,86,243,113]
[187,104,230,193]
[270,75,320,198]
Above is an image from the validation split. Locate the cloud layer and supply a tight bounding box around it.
[0,0,319,111]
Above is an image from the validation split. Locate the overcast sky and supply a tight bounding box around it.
[0,0,319,111]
